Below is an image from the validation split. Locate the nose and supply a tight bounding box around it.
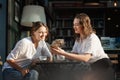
[41,32,47,37]
[73,25,76,29]
[40,32,45,36]
[40,33,46,40]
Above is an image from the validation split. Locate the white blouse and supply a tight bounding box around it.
[2,37,52,70]
[71,33,108,63]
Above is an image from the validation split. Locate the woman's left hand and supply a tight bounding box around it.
[51,47,65,55]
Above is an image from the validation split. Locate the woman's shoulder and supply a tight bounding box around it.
[19,37,32,44]
[86,33,100,41]
[89,33,98,38]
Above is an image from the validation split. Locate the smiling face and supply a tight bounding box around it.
[33,26,48,41]
[73,18,83,34]
[30,22,49,42]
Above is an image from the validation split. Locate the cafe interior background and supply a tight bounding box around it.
[0,0,120,80]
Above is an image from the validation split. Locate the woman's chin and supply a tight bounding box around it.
[75,32,79,34]
[38,37,44,40]
[37,39,43,41]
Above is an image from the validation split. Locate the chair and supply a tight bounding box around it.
[108,54,119,80]
[108,54,119,64]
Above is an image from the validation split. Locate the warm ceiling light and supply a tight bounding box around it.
[84,2,100,6]
[84,0,100,6]
[113,2,117,7]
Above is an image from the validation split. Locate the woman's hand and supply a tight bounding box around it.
[31,58,40,66]
[20,68,29,77]
[51,47,66,55]
[7,60,30,76]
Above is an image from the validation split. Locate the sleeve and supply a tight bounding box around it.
[41,41,52,57]
[7,39,27,60]
[83,35,99,57]
[71,40,78,53]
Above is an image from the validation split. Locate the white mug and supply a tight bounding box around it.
[39,56,47,61]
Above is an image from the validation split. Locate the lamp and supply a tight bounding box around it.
[21,5,46,27]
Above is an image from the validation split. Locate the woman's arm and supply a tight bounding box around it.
[62,52,92,62]
[51,47,92,62]
[6,39,30,76]
[47,57,53,62]
[7,60,29,76]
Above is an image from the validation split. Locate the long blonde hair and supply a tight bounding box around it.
[74,13,93,40]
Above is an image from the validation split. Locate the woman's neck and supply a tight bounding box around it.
[31,36,39,49]
[80,33,84,39]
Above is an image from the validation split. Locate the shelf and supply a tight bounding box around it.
[56,18,73,28]
[55,17,74,50]
[49,1,106,9]
[49,1,106,50]
[57,27,73,29]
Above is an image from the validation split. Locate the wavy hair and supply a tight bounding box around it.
[74,13,93,40]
